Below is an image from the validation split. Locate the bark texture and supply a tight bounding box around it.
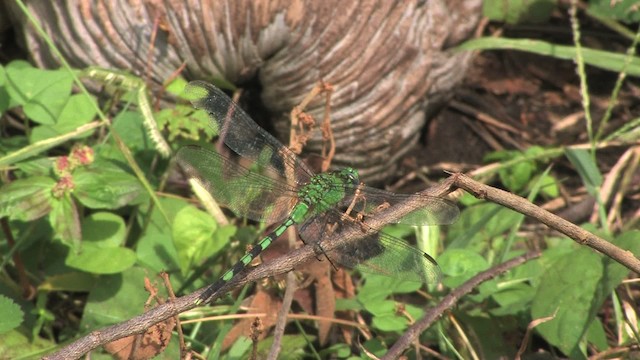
[7,0,481,181]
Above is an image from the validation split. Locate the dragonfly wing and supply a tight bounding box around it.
[176,145,299,223]
[324,225,441,284]
[301,212,441,284]
[352,186,459,225]
[184,81,315,186]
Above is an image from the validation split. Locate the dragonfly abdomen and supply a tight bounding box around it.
[198,202,310,302]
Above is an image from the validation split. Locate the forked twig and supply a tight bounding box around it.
[382,252,541,360]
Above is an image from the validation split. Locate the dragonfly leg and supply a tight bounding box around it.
[342,182,366,220]
[341,182,373,233]
[298,221,312,245]
[312,241,339,271]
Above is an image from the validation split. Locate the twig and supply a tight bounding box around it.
[515,310,557,360]
[382,252,541,360]
[452,173,640,274]
[160,273,188,358]
[267,272,298,360]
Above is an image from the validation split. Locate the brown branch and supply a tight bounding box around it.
[267,272,298,360]
[382,251,541,360]
[452,173,640,274]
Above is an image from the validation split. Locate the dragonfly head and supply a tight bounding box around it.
[339,167,360,187]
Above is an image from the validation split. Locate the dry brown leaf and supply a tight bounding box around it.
[222,289,282,351]
[332,268,357,345]
[104,316,176,360]
[305,259,335,345]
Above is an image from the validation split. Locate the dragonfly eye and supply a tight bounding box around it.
[345,168,359,186]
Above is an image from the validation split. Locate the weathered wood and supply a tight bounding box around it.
[7,0,481,181]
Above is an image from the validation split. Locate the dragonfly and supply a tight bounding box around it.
[175,81,459,303]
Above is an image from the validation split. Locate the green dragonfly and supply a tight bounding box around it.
[176,81,459,303]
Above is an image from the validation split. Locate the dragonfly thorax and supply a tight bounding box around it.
[298,167,360,214]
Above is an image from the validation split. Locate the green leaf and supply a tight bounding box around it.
[81,212,126,247]
[165,77,188,96]
[111,111,148,151]
[405,304,425,323]
[80,267,150,330]
[502,159,535,192]
[65,245,136,274]
[0,63,5,86]
[335,298,363,312]
[73,160,145,209]
[29,94,97,143]
[63,212,133,274]
[57,93,97,125]
[531,247,603,356]
[565,148,603,196]
[5,60,73,125]
[0,87,9,116]
[361,338,388,359]
[319,343,352,358]
[227,337,253,359]
[483,0,556,24]
[38,272,98,292]
[0,328,56,359]
[172,205,234,274]
[470,254,542,314]
[588,0,640,23]
[440,249,490,288]
[14,157,54,176]
[488,283,536,316]
[0,135,28,158]
[448,204,521,249]
[605,231,640,289]
[358,273,421,302]
[136,197,183,273]
[585,319,609,352]
[485,148,541,192]
[357,293,422,332]
[531,172,559,198]
[362,298,396,317]
[371,313,408,332]
[155,103,214,142]
[0,296,24,333]
[49,194,81,247]
[458,37,640,76]
[0,176,55,221]
[255,334,315,360]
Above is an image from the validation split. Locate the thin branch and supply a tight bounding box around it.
[267,272,298,360]
[382,252,541,360]
[452,173,640,274]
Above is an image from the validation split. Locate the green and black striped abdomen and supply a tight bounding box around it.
[198,203,309,302]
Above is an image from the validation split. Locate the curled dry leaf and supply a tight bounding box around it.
[103,316,176,360]
[222,289,283,351]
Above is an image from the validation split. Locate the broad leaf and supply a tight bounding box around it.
[49,194,81,247]
[531,247,603,356]
[0,176,55,221]
[73,161,144,209]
